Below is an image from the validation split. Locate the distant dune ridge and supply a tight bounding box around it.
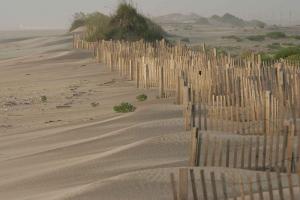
[153,12,266,28]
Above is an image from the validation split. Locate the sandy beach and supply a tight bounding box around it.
[0,31,191,200]
[1,31,299,200]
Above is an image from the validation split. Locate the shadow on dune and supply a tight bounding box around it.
[47,50,94,61]
[0,37,39,44]
[39,37,73,48]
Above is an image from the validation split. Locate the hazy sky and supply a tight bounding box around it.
[1,0,299,30]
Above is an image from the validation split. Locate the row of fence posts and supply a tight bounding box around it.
[170,168,300,200]
[73,38,299,200]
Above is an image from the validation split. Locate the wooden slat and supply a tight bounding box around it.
[276,168,284,200]
[189,169,199,200]
[179,168,188,200]
[256,173,264,200]
[221,173,228,200]
[170,173,178,200]
[200,169,208,200]
[266,170,274,200]
[210,171,218,200]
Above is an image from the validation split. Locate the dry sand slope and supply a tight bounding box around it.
[0,31,189,200]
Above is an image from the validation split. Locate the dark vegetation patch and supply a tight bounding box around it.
[246,35,265,42]
[291,35,300,40]
[180,37,190,43]
[267,43,281,50]
[266,31,286,39]
[136,94,148,101]
[222,35,242,42]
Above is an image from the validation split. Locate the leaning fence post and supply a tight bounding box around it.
[287,173,295,200]
[190,127,199,166]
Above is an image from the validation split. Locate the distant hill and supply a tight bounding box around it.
[152,13,202,24]
[153,13,266,28]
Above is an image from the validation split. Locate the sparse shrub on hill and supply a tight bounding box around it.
[106,2,165,42]
[84,12,110,42]
[69,2,166,42]
[180,37,190,43]
[246,35,265,42]
[222,35,242,42]
[267,43,281,50]
[69,12,87,32]
[266,32,286,39]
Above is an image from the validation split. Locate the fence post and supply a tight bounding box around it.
[276,168,284,200]
[129,60,133,81]
[200,170,208,200]
[159,66,165,98]
[144,64,149,89]
[136,64,140,88]
[211,171,218,200]
[179,168,188,200]
[189,169,199,200]
[221,173,228,200]
[266,171,274,200]
[256,173,264,200]
[190,127,199,166]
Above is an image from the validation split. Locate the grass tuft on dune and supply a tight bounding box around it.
[70,2,166,42]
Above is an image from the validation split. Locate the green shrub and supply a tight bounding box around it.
[266,32,286,39]
[282,42,294,46]
[246,35,265,42]
[260,52,273,62]
[136,94,148,101]
[113,102,136,113]
[41,96,47,103]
